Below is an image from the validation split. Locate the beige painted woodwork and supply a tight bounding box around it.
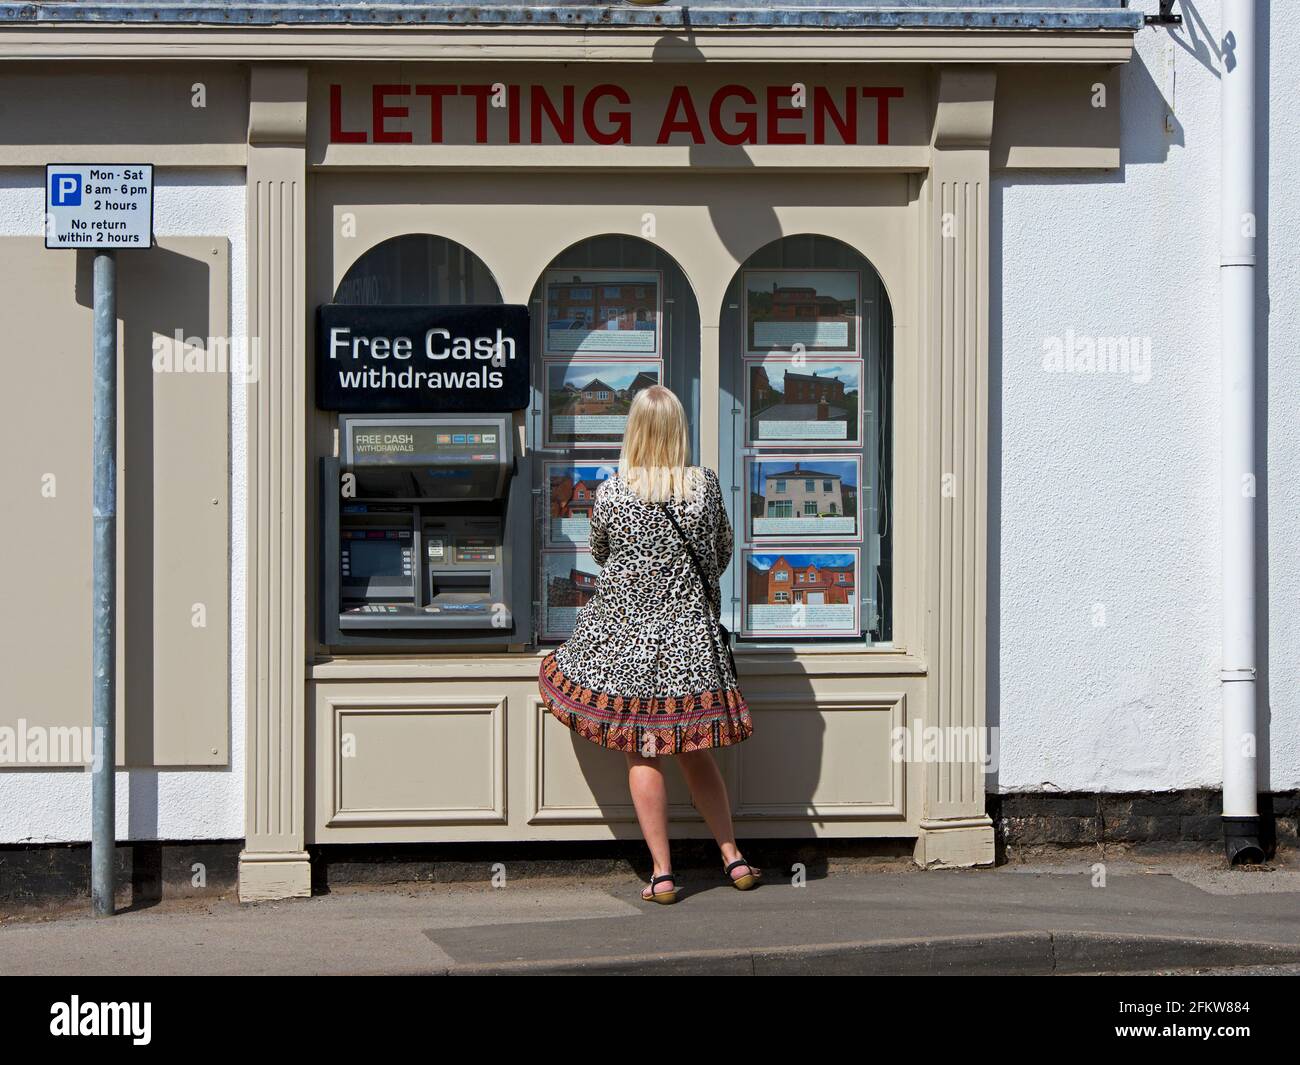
[299,164,941,854]
[913,68,999,866]
[992,64,1122,170]
[307,666,922,843]
[0,63,248,168]
[0,236,230,768]
[239,65,312,902]
[310,63,934,172]
[0,61,1122,172]
[261,61,1033,893]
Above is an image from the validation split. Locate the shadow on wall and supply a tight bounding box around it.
[650,31,786,262]
[1119,23,1187,166]
[1173,0,1225,79]
[574,659,829,849]
[73,244,215,840]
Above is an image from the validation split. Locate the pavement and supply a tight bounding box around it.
[2,857,1300,975]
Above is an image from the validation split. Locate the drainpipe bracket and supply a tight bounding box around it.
[1145,0,1183,26]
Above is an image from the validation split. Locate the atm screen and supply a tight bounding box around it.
[348,539,405,578]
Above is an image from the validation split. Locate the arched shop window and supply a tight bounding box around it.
[333,233,501,305]
[719,235,894,647]
[530,235,701,643]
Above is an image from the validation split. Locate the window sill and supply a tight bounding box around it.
[310,646,924,680]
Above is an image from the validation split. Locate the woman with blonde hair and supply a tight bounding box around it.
[538,384,758,904]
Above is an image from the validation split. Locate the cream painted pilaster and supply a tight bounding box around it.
[239,66,312,902]
[700,324,721,471]
[914,68,997,868]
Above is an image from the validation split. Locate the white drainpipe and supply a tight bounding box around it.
[1219,0,1264,864]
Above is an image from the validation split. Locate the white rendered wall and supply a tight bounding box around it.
[0,170,246,842]
[992,0,1299,794]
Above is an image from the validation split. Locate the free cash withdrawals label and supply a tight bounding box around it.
[45,164,154,249]
[317,304,530,413]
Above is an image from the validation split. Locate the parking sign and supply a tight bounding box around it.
[44,164,154,249]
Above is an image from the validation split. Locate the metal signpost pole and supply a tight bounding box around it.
[48,163,151,915]
[91,247,117,917]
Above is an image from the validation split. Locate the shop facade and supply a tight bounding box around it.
[271,49,1048,898]
[15,3,1293,903]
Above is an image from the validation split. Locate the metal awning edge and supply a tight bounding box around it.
[0,4,1147,32]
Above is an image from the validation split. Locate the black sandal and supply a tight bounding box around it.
[641,872,678,905]
[723,857,761,890]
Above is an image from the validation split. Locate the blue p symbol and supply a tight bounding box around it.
[51,173,81,207]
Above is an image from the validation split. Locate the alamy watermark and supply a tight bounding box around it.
[50,997,151,1045]
[152,330,262,383]
[1042,329,1151,384]
[0,719,100,766]
[890,724,999,774]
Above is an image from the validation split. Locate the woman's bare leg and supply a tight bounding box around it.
[625,752,674,897]
[676,749,751,878]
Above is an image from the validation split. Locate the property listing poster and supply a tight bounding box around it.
[746,455,861,542]
[744,357,863,446]
[742,269,859,356]
[545,461,617,546]
[540,548,600,640]
[740,549,861,638]
[543,269,662,357]
[543,358,662,448]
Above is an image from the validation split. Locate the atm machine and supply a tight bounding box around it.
[320,412,531,647]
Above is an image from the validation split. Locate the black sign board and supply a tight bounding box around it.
[316,304,530,413]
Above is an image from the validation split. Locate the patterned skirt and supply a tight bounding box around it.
[538,650,753,757]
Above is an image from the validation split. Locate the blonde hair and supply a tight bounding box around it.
[619,384,700,503]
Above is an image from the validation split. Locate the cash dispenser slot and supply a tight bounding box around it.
[429,572,492,597]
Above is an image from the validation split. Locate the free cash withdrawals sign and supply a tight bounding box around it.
[316,304,531,413]
[45,164,154,249]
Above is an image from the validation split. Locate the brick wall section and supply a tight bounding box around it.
[0,841,240,911]
[988,790,1300,857]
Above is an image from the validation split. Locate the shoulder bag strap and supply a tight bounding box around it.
[659,501,739,688]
